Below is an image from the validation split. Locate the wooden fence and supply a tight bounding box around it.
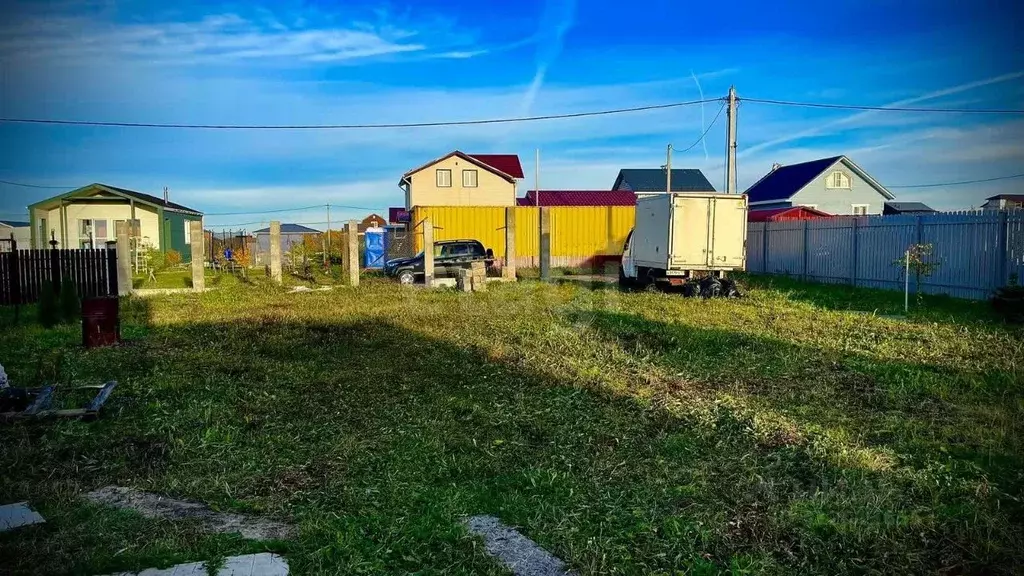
[746,211,1024,300]
[0,247,119,305]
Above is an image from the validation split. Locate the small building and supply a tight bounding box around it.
[982,194,1024,211]
[516,190,637,206]
[253,223,321,264]
[399,151,524,209]
[883,202,936,216]
[612,168,717,193]
[26,183,203,259]
[0,220,31,250]
[748,206,834,222]
[745,156,894,216]
[360,214,387,230]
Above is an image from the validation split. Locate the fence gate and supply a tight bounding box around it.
[1,247,119,305]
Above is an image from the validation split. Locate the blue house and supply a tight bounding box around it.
[744,156,894,216]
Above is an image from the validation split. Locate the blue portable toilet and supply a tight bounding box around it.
[364,226,385,269]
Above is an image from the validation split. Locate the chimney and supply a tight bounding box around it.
[771,163,782,171]
[163,186,169,204]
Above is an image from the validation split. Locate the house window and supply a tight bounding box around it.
[436,169,452,187]
[852,204,869,216]
[463,169,478,188]
[827,171,851,189]
[184,221,191,245]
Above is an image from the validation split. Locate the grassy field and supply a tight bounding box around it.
[1,275,1022,575]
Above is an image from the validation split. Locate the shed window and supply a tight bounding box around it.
[852,204,869,216]
[436,169,452,187]
[826,171,851,189]
[463,169,478,188]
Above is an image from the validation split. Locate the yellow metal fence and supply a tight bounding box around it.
[411,206,634,268]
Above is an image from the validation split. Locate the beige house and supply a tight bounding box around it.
[399,151,524,209]
[1,220,31,250]
[27,183,203,260]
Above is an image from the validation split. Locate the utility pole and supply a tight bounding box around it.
[665,144,673,193]
[325,204,331,268]
[725,85,738,194]
[535,148,540,207]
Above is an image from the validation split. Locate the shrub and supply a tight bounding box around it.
[38,280,59,328]
[164,249,182,267]
[992,274,1024,324]
[58,279,80,323]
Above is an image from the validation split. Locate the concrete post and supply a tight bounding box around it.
[269,220,282,284]
[115,221,132,296]
[423,218,434,287]
[346,220,359,287]
[504,207,516,280]
[190,220,205,292]
[539,207,551,281]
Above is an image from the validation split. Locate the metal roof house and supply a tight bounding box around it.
[883,202,936,215]
[26,183,203,259]
[748,206,834,222]
[983,194,1024,211]
[516,190,638,206]
[253,223,322,265]
[399,151,524,209]
[744,156,894,216]
[612,168,716,193]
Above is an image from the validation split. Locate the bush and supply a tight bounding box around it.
[992,281,1024,324]
[38,281,59,328]
[165,249,182,267]
[58,279,80,323]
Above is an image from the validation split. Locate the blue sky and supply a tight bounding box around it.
[1,0,1022,229]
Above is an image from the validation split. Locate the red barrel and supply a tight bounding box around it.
[82,297,120,348]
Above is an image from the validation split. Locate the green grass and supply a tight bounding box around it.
[1,277,1022,574]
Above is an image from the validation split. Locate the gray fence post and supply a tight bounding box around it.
[851,218,859,286]
[504,207,516,280]
[269,221,282,284]
[422,218,434,287]
[115,221,132,296]
[190,220,205,292]
[539,207,551,281]
[761,223,768,273]
[802,220,809,281]
[997,210,1009,288]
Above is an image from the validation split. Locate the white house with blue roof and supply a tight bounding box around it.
[744,156,894,216]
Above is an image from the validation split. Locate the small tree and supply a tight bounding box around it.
[893,243,940,305]
[38,280,59,328]
[58,278,80,323]
[164,249,182,267]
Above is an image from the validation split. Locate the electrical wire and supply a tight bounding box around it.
[741,97,1024,114]
[203,204,328,216]
[0,98,722,130]
[675,101,726,154]
[888,173,1024,188]
[0,179,74,189]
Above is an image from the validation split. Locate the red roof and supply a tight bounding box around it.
[748,206,834,222]
[517,190,637,207]
[468,154,525,179]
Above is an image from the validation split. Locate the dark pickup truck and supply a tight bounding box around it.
[383,239,495,284]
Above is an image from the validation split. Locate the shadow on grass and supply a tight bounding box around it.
[1,307,1021,574]
[737,273,1000,325]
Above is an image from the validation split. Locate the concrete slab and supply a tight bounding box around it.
[0,502,45,532]
[464,515,576,576]
[99,553,288,576]
[86,486,293,540]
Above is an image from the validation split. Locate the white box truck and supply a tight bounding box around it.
[620,193,748,290]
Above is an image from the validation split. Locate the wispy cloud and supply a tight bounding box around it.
[0,9,483,66]
[520,0,576,115]
[740,71,1024,157]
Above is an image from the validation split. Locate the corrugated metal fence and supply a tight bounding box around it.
[412,206,634,268]
[747,211,1024,299]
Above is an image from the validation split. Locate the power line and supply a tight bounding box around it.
[676,101,726,154]
[0,179,74,189]
[888,173,1024,188]
[741,97,1024,114]
[0,98,722,130]
[203,204,328,216]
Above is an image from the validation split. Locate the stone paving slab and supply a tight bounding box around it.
[100,553,288,576]
[464,515,577,576]
[0,502,46,532]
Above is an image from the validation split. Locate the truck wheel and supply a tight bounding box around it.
[398,270,415,285]
[642,270,660,292]
[618,266,632,290]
